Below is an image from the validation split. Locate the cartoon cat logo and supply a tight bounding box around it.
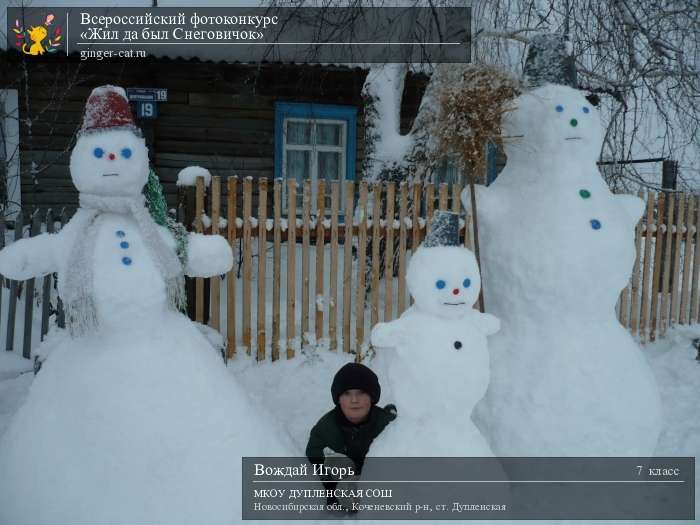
[13,14,62,55]
[23,25,48,55]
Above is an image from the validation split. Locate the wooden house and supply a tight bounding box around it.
[0,49,435,216]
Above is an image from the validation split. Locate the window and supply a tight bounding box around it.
[275,102,357,215]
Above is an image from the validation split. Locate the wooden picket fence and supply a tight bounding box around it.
[191,178,700,360]
[191,176,474,360]
[617,190,700,342]
[2,182,699,361]
[0,209,68,360]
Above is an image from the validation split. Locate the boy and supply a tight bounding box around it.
[305,363,396,508]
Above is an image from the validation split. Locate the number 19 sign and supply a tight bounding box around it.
[126,88,167,120]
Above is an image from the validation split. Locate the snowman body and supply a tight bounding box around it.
[369,245,499,457]
[86,213,175,324]
[463,84,662,456]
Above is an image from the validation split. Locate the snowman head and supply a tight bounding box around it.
[70,86,149,197]
[502,84,602,166]
[407,245,481,320]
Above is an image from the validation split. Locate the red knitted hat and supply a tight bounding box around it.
[78,85,140,136]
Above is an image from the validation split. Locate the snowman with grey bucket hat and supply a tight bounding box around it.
[369,210,500,457]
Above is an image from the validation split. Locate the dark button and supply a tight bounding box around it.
[116,230,126,238]
[590,219,602,230]
[579,189,591,199]
[122,257,132,266]
[119,241,129,249]
[454,341,462,350]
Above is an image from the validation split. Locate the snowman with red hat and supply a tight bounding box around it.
[0,84,231,330]
[0,86,293,525]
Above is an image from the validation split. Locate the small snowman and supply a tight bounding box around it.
[368,211,500,457]
[462,83,662,457]
[0,86,294,525]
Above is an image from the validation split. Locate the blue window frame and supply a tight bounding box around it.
[274,102,357,213]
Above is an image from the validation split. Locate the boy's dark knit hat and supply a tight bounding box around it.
[331,363,381,405]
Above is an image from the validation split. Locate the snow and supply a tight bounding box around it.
[0,312,293,525]
[176,165,212,187]
[1,307,697,524]
[362,64,415,180]
[464,84,662,457]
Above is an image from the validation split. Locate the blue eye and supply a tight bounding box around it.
[121,148,132,159]
[463,278,471,288]
[93,147,104,158]
[435,280,446,290]
[555,105,564,112]
[582,106,590,113]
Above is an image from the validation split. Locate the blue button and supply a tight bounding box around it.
[122,257,132,265]
[590,219,602,230]
[119,241,129,249]
[116,230,126,238]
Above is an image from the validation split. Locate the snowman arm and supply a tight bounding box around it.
[474,312,501,336]
[371,318,412,348]
[0,232,60,280]
[184,232,234,277]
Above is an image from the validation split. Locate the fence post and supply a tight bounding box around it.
[679,196,694,324]
[225,176,238,359]
[355,182,368,353]
[286,179,297,359]
[22,210,41,359]
[342,180,354,354]
[0,216,4,333]
[639,192,655,342]
[257,178,268,361]
[210,176,221,331]
[272,179,282,360]
[40,209,53,341]
[329,182,340,351]
[662,159,678,190]
[242,177,253,354]
[314,180,326,344]
[56,209,67,329]
[370,182,382,328]
[301,180,311,346]
[6,211,23,352]
[384,182,396,322]
[194,177,205,323]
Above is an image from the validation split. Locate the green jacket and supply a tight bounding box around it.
[305,404,396,473]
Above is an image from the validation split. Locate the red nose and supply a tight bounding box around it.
[452,288,460,295]
[108,153,116,160]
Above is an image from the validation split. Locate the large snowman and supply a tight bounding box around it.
[368,211,500,457]
[462,83,662,457]
[0,86,293,525]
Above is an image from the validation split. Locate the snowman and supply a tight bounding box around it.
[461,83,662,457]
[0,86,294,525]
[368,211,500,457]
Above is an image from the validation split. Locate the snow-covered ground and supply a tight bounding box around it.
[0,323,697,524]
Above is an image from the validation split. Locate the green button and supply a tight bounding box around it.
[570,118,578,127]
[579,189,591,199]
